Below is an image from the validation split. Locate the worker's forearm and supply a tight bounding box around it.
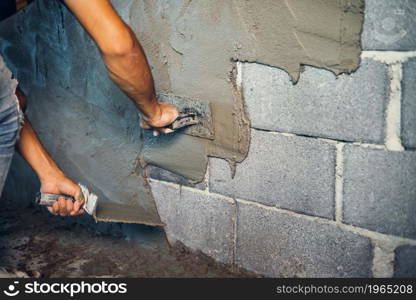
[17,119,63,182]
[102,30,160,119]
[17,118,84,216]
[64,0,160,120]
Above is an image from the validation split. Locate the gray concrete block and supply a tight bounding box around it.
[150,181,235,264]
[394,245,416,277]
[236,202,373,277]
[242,59,388,143]
[402,58,416,149]
[343,145,416,239]
[362,0,416,50]
[146,165,207,190]
[210,130,336,219]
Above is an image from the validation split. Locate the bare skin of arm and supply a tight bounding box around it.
[16,88,84,217]
[64,0,178,133]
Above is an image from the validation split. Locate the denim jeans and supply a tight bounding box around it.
[0,55,22,196]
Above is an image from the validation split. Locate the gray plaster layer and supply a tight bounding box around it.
[150,180,235,264]
[0,2,161,224]
[146,165,206,190]
[362,0,416,51]
[394,245,416,277]
[142,131,207,181]
[28,87,161,225]
[0,8,39,89]
[242,59,388,143]
[236,201,373,277]
[210,130,336,219]
[401,58,416,149]
[129,0,364,180]
[343,145,416,239]
[0,0,364,224]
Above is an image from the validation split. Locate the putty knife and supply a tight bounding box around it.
[36,183,98,216]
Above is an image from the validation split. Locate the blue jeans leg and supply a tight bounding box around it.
[0,55,22,196]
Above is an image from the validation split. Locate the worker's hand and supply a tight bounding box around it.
[140,102,179,136]
[40,174,85,217]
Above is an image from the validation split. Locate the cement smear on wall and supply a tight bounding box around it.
[131,0,364,181]
[0,0,364,225]
[0,1,162,225]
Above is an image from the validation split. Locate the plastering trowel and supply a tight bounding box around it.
[158,94,214,140]
[35,183,98,217]
[167,111,199,131]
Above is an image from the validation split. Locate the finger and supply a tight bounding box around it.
[140,119,151,129]
[66,199,74,214]
[70,203,83,216]
[72,197,84,214]
[58,197,67,216]
[52,201,60,214]
[159,102,179,123]
[160,128,174,134]
[75,208,85,216]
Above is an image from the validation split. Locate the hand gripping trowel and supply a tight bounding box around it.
[158,94,214,139]
[36,183,98,217]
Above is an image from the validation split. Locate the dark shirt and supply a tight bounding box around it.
[0,0,33,22]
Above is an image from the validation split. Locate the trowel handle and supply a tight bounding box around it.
[35,193,75,206]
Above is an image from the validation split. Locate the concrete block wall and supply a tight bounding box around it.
[150,1,416,277]
[1,0,414,278]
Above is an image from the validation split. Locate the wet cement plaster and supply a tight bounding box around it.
[0,0,364,225]
[131,0,364,180]
[0,1,162,225]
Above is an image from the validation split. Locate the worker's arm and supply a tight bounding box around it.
[64,0,178,133]
[16,88,84,217]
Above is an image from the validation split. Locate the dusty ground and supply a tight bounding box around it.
[0,203,256,278]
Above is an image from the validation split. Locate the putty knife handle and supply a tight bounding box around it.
[36,193,75,206]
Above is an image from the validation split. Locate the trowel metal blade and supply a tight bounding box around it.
[158,94,214,140]
[168,113,200,130]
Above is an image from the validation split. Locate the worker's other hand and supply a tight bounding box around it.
[140,102,179,136]
[40,174,85,217]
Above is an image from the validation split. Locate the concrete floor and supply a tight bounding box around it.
[0,203,256,278]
